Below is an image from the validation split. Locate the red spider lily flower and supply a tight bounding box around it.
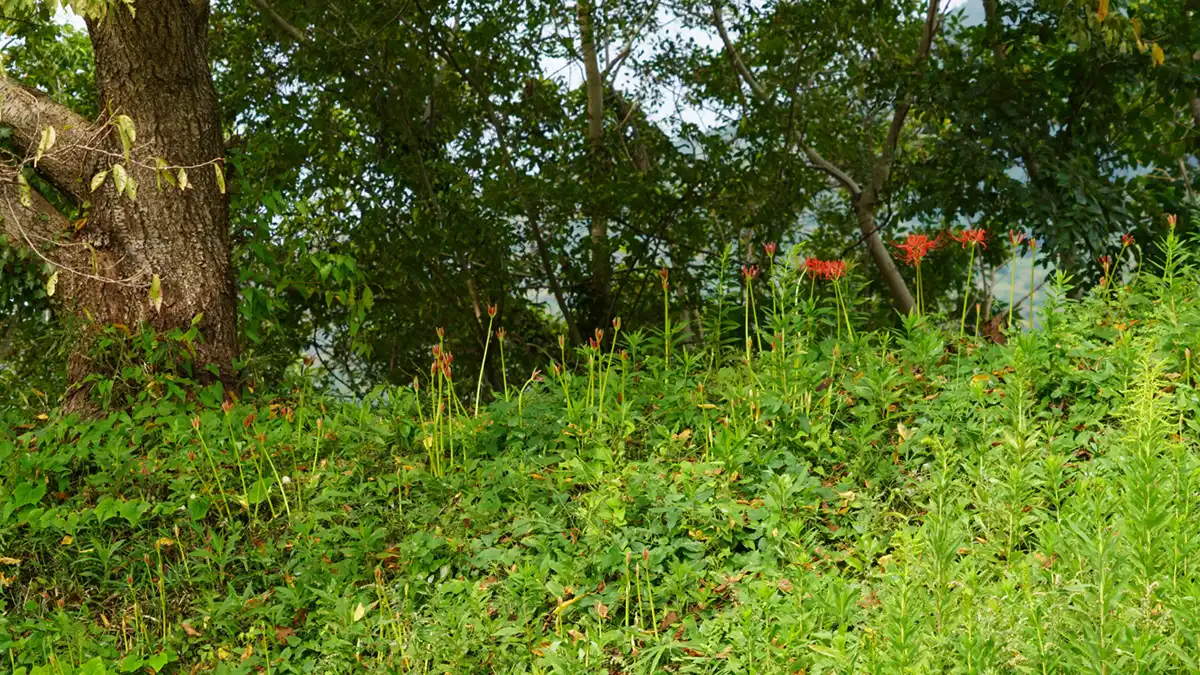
[1009,230,1027,247]
[531,368,544,383]
[550,361,562,377]
[221,400,234,414]
[496,327,506,341]
[191,417,201,430]
[951,228,988,249]
[1122,233,1135,247]
[741,264,760,280]
[821,260,847,280]
[588,337,600,350]
[804,258,824,275]
[891,233,942,267]
[557,335,565,350]
[436,327,445,339]
[487,303,497,318]
[763,241,777,257]
[612,316,622,331]
[1098,255,1111,268]
[1167,213,1177,229]
[659,267,670,290]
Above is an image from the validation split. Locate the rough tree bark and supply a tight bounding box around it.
[0,0,236,409]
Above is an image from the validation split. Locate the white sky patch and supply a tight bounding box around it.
[53,5,87,30]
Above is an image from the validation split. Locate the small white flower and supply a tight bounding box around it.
[281,476,292,484]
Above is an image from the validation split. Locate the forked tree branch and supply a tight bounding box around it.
[712,0,864,195]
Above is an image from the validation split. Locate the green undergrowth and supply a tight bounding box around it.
[2,233,1200,674]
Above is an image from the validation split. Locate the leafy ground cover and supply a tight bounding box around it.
[2,229,1199,674]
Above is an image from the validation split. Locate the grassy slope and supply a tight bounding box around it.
[2,236,1199,674]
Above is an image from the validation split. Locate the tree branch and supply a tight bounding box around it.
[868,0,941,196]
[0,177,71,245]
[803,145,862,196]
[711,1,768,101]
[0,77,97,199]
[249,0,310,43]
[712,0,865,196]
[600,0,661,82]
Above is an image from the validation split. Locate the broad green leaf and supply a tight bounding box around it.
[247,478,270,504]
[78,657,106,675]
[45,269,57,297]
[213,163,225,194]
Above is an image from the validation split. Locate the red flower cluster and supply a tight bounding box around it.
[1009,230,1027,247]
[804,258,847,281]
[891,233,942,267]
[431,344,454,378]
[1122,233,1135,247]
[741,264,760,280]
[659,267,670,290]
[763,241,777,257]
[951,227,988,249]
[1098,255,1111,269]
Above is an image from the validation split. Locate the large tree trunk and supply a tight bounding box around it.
[75,1,236,401]
[1,0,236,410]
[854,195,915,315]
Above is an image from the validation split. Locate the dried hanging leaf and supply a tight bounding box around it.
[1152,42,1165,66]
[34,125,56,167]
[46,270,58,297]
[114,114,136,162]
[90,170,108,192]
[1097,0,1108,22]
[112,163,128,196]
[177,167,189,191]
[149,274,162,312]
[213,163,225,194]
[16,173,31,208]
[352,602,367,621]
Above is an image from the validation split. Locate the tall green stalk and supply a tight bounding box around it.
[960,243,977,339]
[474,309,496,417]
